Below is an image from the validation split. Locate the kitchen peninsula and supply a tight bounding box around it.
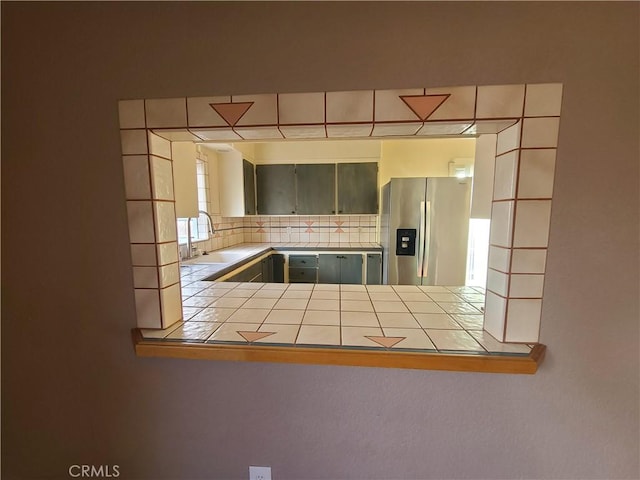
[134,244,545,374]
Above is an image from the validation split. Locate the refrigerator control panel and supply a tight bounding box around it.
[396,229,417,256]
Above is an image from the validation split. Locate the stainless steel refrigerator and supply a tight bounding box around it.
[381,177,471,285]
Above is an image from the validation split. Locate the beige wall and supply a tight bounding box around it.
[171,141,199,218]
[470,135,497,219]
[379,138,476,185]
[232,142,257,163]
[200,146,221,215]
[240,139,381,165]
[3,3,638,479]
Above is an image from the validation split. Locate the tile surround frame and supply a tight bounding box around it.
[119,83,563,343]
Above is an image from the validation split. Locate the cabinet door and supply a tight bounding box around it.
[337,162,378,214]
[261,257,273,283]
[289,267,317,283]
[296,164,336,215]
[340,254,363,285]
[271,254,285,283]
[318,254,341,284]
[366,253,382,285]
[243,159,256,215]
[256,164,297,214]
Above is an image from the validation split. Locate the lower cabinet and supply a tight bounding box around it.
[225,253,285,283]
[288,255,318,283]
[225,261,263,283]
[318,254,363,285]
[366,253,382,285]
[270,254,285,283]
[223,251,379,285]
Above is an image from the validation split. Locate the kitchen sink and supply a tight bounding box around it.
[182,251,247,264]
[199,251,246,263]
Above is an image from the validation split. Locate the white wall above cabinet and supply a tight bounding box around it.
[218,149,252,217]
[245,139,381,165]
[171,142,199,218]
[470,134,496,219]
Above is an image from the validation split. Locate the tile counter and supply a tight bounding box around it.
[134,243,545,373]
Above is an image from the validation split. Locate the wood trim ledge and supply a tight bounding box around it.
[132,330,546,374]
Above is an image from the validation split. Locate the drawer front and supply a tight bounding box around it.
[289,255,317,268]
[288,267,317,283]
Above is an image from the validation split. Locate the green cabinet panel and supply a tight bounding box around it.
[318,254,363,284]
[289,255,318,268]
[225,261,262,282]
[340,254,363,284]
[337,162,378,214]
[261,256,272,283]
[256,164,296,214]
[289,254,318,283]
[271,254,285,283]
[318,255,341,284]
[289,267,317,283]
[243,159,256,215]
[366,253,382,285]
[296,164,336,215]
[255,161,378,216]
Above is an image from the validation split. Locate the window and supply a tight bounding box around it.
[176,158,210,245]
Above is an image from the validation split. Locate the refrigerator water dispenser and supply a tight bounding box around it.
[396,229,417,256]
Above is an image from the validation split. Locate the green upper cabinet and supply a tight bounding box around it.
[256,164,297,214]
[296,164,336,215]
[242,159,256,215]
[337,162,378,214]
[255,161,378,215]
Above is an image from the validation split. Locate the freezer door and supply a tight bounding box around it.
[385,178,427,285]
[422,177,471,285]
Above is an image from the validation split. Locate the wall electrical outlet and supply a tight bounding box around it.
[249,466,272,480]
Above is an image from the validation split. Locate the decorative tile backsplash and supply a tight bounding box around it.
[184,214,377,256]
[181,216,245,258]
[243,215,377,243]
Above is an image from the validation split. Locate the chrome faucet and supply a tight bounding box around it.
[199,211,215,236]
[182,212,215,261]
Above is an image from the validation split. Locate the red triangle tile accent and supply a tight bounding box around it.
[366,336,406,348]
[335,221,345,226]
[257,228,266,233]
[335,228,344,233]
[210,102,254,126]
[237,331,275,342]
[399,94,450,121]
[305,228,314,233]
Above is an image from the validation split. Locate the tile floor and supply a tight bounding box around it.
[141,267,532,355]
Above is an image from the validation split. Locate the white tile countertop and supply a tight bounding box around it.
[142,281,530,355]
[141,243,533,356]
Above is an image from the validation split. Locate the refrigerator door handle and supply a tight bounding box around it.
[418,201,426,277]
[423,200,432,278]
